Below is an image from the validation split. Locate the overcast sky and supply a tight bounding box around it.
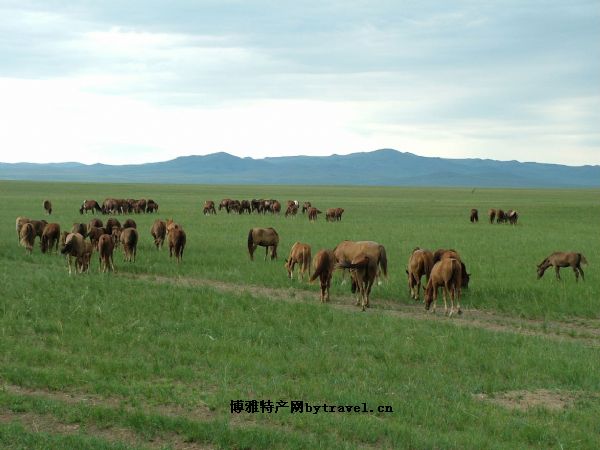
[1,1,598,165]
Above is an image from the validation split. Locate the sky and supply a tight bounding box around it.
[0,1,598,166]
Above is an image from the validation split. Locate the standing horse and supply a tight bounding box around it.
[488,208,496,224]
[19,223,35,254]
[16,217,30,243]
[537,252,588,282]
[151,219,167,249]
[284,242,312,280]
[41,223,61,254]
[61,233,86,275]
[98,234,115,272]
[203,200,217,215]
[247,227,279,260]
[424,258,462,317]
[309,249,336,303]
[470,208,478,223]
[43,199,52,215]
[120,228,138,262]
[169,228,187,263]
[307,207,321,222]
[406,247,434,301]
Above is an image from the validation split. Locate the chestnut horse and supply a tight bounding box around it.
[43,199,52,215]
[61,233,86,274]
[424,258,462,317]
[284,242,312,281]
[309,249,336,303]
[120,228,138,262]
[406,247,434,301]
[169,227,187,263]
[537,252,588,282]
[151,219,167,249]
[19,223,35,254]
[41,223,61,254]
[98,234,115,272]
[247,227,279,260]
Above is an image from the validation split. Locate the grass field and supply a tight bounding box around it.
[1,180,599,449]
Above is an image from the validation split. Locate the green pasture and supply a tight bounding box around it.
[0,180,599,449]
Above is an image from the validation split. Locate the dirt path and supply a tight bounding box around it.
[120,273,600,347]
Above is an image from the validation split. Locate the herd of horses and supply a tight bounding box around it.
[469,208,519,225]
[15,199,588,315]
[203,199,344,222]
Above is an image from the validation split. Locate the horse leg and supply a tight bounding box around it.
[442,284,449,316]
[554,265,561,280]
[448,287,455,318]
[579,265,585,281]
[264,246,268,261]
[573,265,579,282]
[416,276,422,301]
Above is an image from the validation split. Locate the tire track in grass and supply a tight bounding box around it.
[121,273,600,347]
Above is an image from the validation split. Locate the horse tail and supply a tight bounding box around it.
[309,255,323,283]
[378,245,388,278]
[580,254,588,265]
[247,229,254,253]
[451,258,462,287]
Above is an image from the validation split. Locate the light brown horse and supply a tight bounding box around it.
[166,219,181,235]
[309,249,336,303]
[16,216,30,242]
[43,199,52,215]
[151,219,167,249]
[424,258,462,317]
[29,220,48,240]
[169,228,187,263]
[80,199,101,214]
[41,223,61,254]
[77,241,94,273]
[301,202,312,214]
[61,233,86,274]
[120,228,138,262]
[284,242,312,280]
[19,222,35,254]
[432,249,470,289]
[488,208,496,224]
[247,227,279,260]
[98,234,115,272]
[537,252,588,281]
[406,247,434,301]
[470,208,478,223]
[334,240,388,284]
[336,254,378,311]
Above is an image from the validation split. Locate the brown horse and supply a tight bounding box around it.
[98,234,115,272]
[87,218,103,233]
[43,199,52,215]
[432,249,470,289]
[29,220,48,240]
[71,222,87,237]
[285,204,298,217]
[301,202,312,214]
[122,218,137,229]
[247,227,279,260]
[508,210,519,225]
[334,240,388,284]
[309,249,336,303]
[151,219,167,249]
[406,247,434,301]
[203,200,216,215]
[87,226,108,249]
[16,216,30,242]
[120,228,138,262]
[19,223,35,254]
[470,208,478,223]
[537,252,588,281]
[80,199,101,214]
[41,223,61,254]
[284,242,312,280]
[146,199,159,213]
[77,240,94,273]
[61,233,86,274]
[496,209,507,224]
[326,208,344,221]
[105,218,121,235]
[336,254,378,312]
[307,207,321,222]
[488,208,496,224]
[424,258,462,317]
[169,228,187,263]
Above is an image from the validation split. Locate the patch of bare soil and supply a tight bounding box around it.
[123,273,600,347]
[474,390,581,412]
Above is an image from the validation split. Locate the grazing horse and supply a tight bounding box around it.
[302,202,312,214]
[43,199,52,215]
[219,198,232,212]
[309,249,336,303]
[105,218,121,235]
[488,208,496,224]
[29,220,48,241]
[169,228,186,263]
[334,240,388,310]
[432,249,470,289]
[508,210,519,225]
[284,242,312,280]
[77,241,94,273]
[41,223,61,254]
[271,200,281,214]
[87,226,108,249]
[61,233,86,274]
[325,208,337,222]
[406,247,434,301]
[240,200,251,214]
[285,204,299,217]
[496,209,507,224]
[19,223,35,254]
[122,218,137,229]
[87,218,103,234]
[424,258,462,317]
[307,207,321,222]
[470,208,478,223]
[98,234,115,272]
[151,219,167,249]
[146,199,159,213]
[120,228,138,262]
[80,200,101,214]
[247,227,279,261]
[203,200,216,215]
[166,219,181,235]
[537,252,588,282]
[16,216,30,242]
[71,222,87,237]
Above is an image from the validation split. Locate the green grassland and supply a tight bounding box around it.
[1,180,599,449]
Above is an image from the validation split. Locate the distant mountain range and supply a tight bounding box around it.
[1,149,599,187]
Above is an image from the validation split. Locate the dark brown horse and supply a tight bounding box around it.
[470,208,478,223]
[122,218,137,229]
[80,199,101,214]
[508,210,519,225]
[247,227,279,260]
[41,223,61,254]
[71,222,87,237]
[98,234,115,272]
[120,228,138,262]
[203,200,216,215]
[87,218,103,234]
[307,207,321,222]
[87,226,108,249]
[496,209,507,224]
[406,247,434,301]
[43,199,52,215]
[105,218,121,235]
[488,208,496,224]
[146,199,159,213]
[537,252,588,281]
[285,204,299,217]
[151,219,167,249]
